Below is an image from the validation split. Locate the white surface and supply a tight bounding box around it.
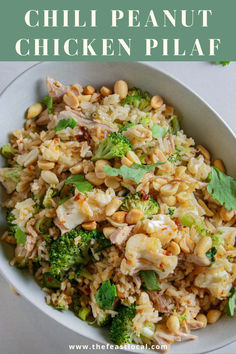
[0,61,235,354]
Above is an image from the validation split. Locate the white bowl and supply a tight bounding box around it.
[0,62,235,354]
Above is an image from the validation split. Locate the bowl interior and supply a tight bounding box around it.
[0,62,235,354]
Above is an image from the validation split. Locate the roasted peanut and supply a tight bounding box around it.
[126,151,141,164]
[63,91,79,108]
[114,80,128,99]
[69,162,83,174]
[85,172,104,186]
[166,315,180,334]
[194,236,212,257]
[111,211,127,223]
[83,85,95,95]
[219,206,235,222]
[41,170,59,185]
[179,237,194,254]
[95,160,110,179]
[27,103,43,119]
[197,145,210,161]
[82,221,97,231]
[207,309,221,324]
[121,156,133,167]
[104,176,120,189]
[126,209,144,224]
[150,95,163,110]
[213,159,225,173]
[105,199,123,217]
[160,183,179,197]
[100,86,112,97]
[196,314,207,328]
[38,160,55,170]
[167,241,180,255]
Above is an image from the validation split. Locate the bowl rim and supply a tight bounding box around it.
[0,61,235,354]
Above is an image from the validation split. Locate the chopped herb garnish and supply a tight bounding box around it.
[65,174,93,194]
[95,280,117,310]
[207,167,236,211]
[42,96,53,114]
[103,162,165,184]
[53,118,77,131]
[205,246,217,263]
[168,207,174,216]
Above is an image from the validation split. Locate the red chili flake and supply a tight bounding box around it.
[47,277,52,283]
[159,263,164,270]
[140,190,150,201]
[75,126,90,141]
[165,251,172,256]
[74,193,86,202]
[173,217,181,228]
[85,287,91,294]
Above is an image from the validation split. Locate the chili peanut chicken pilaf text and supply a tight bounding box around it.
[1,77,236,351]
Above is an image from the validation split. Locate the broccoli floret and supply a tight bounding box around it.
[1,145,15,159]
[139,115,152,128]
[75,264,93,280]
[92,132,132,161]
[121,192,159,218]
[110,305,136,345]
[97,312,111,327]
[49,228,97,278]
[121,87,151,110]
[6,211,17,236]
[93,232,112,253]
[4,168,21,187]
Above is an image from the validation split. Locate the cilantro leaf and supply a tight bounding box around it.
[53,118,77,131]
[205,246,217,263]
[15,226,26,245]
[65,174,93,193]
[103,162,165,184]
[226,288,236,317]
[95,280,117,310]
[168,207,174,216]
[119,123,136,132]
[140,270,160,291]
[42,96,53,114]
[151,124,167,138]
[207,167,236,211]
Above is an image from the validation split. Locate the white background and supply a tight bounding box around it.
[0,61,235,354]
